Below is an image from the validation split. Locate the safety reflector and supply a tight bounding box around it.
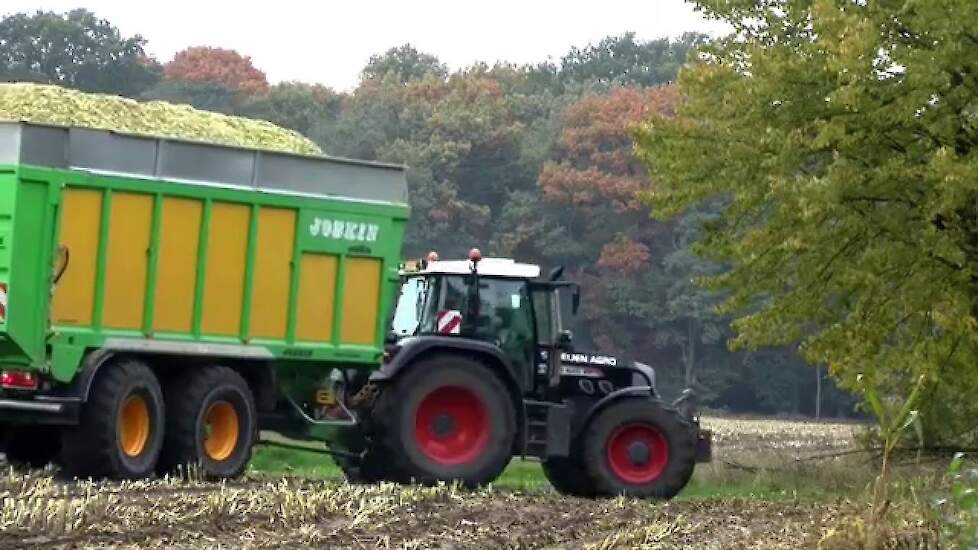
[436,310,462,335]
[0,370,38,390]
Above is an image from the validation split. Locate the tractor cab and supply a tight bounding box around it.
[390,249,581,397]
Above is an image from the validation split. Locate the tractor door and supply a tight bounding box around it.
[474,278,536,390]
[530,284,562,393]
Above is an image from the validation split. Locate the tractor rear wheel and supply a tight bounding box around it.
[60,360,165,479]
[157,366,256,479]
[373,354,515,487]
[582,399,695,499]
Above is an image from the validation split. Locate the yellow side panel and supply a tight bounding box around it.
[202,202,250,336]
[51,188,103,326]
[153,198,202,333]
[103,193,154,329]
[249,207,296,339]
[341,257,381,345]
[295,254,337,342]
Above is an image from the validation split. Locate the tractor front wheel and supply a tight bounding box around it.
[582,399,696,499]
[373,354,515,487]
[542,456,597,497]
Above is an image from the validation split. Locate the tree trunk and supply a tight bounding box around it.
[815,366,822,420]
[685,318,696,388]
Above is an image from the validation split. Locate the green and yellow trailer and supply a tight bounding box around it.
[0,121,409,478]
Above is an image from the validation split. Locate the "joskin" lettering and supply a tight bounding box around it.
[309,218,380,242]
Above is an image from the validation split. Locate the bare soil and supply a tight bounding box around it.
[0,474,843,549]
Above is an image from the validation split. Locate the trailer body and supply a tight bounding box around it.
[0,122,408,427]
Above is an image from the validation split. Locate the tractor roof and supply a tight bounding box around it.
[401,258,541,279]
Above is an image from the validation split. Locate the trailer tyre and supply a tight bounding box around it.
[375,354,515,487]
[582,399,695,499]
[158,366,256,479]
[2,426,61,469]
[542,456,597,497]
[60,360,165,479]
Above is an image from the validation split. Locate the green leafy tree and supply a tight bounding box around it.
[238,82,342,146]
[361,45,448,85]
[0,9,160,96]
[636,0,978,443]
[141,80,238,114]
[560,32,708,87]
[327,69,527,256]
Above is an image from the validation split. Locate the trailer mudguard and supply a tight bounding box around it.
[42,348,116,403]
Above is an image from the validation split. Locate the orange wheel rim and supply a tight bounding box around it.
[203,401,239,461]
[119,395,150,457]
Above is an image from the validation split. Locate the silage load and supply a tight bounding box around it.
[0,83,321,155]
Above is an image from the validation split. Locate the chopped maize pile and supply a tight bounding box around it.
[0,83,321,155]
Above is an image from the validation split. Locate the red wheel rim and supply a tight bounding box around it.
[606,422,669,484]
[414,385,489,465]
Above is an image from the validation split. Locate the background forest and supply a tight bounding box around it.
[0,8,858,417]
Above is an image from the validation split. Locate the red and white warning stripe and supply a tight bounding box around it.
[0,283,7,323]
[436,309,462,335]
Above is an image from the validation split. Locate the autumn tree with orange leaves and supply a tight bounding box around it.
[538,85,677,283]
[164,46,268,95]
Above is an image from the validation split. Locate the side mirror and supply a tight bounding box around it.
[548,265,565,281]
[571,286,581,315]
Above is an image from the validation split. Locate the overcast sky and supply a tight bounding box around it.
[2,1,730,91]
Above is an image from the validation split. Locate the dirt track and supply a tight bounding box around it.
[0,473,842,549]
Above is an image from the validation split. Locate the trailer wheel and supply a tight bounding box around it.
[542,456,597,497]
[157,366,256,479]
[375,354,515,487]
[60,360,165,479]
[582,399,695,499]
[2,426,61,469]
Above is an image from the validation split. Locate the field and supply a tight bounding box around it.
[0,416,939,549]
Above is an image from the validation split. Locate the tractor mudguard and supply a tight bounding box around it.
[370,336,526,395]
[576,386,656,439]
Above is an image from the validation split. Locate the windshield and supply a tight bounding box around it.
[391,276,426,336]
[391,275,471,337]
[391,274,534,345]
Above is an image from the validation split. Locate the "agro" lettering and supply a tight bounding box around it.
[309,218,380,242]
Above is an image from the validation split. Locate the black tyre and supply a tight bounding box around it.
[373,354,516,487]
[157,366,256,479]
[582,399,696,499]
[2,426,61,469]
[542,456,597,497]
[335,451,388,484]
[60,360,165,479]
